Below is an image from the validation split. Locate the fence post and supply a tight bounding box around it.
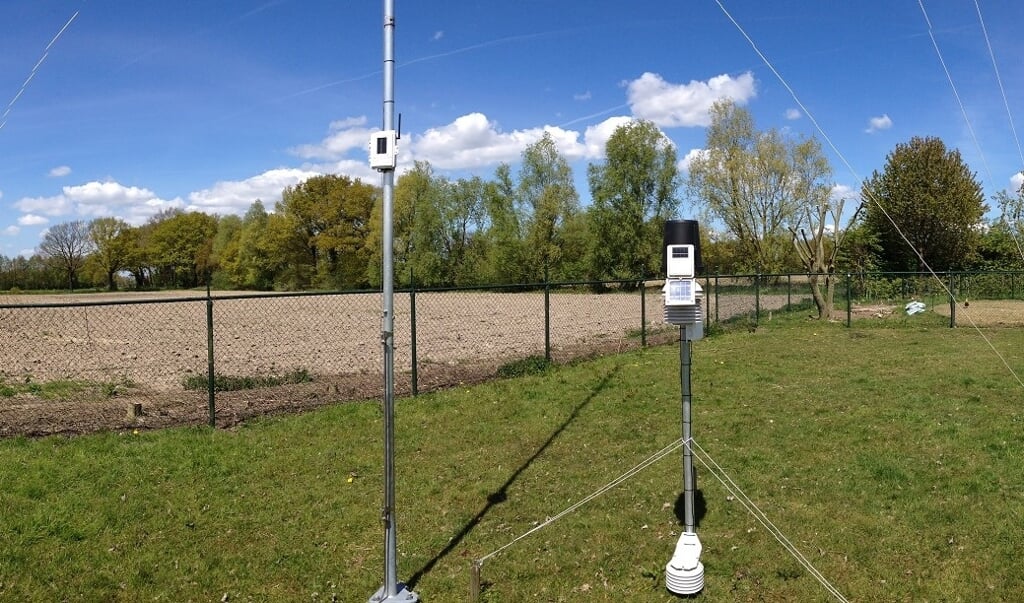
[846,273,852,328]
[640,276,647,348]
[410,278,418,397]
[206,283,216,428]
[705,273,711,326]
[948,272,956,329]
[544,266,551,361]
[754,271,761,326]
[714,272,720,324]
[787,274,792,309]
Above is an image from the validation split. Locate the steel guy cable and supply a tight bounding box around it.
[477,437,684,565]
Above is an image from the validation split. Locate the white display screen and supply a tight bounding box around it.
[666,279,695,305]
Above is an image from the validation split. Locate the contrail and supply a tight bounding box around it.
[0,10,80,131]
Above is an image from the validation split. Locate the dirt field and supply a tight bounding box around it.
[0,288,796,436]
[852,298,1024,326]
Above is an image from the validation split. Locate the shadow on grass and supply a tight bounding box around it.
[406,363,621,589]
[673,488,707,529]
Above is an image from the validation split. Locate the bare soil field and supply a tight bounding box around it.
[0,289,796,436]
[851,298,1024,326]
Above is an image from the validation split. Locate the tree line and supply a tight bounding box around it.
[4,102,1022,321]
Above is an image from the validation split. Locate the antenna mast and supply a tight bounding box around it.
[368,0,418,601]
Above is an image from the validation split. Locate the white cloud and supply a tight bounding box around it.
[830,184,857,202]
[18,214,48,226]
[15,181,184,225]
[410,112,596,169]
[865,114,892,133]
[678,148,709,173]
[785,108,802,120]
[48,165,72,178]
[432,30,444,41]
[573,90,592,101]
[625,71,756,128]
[290,116,373,161]
[187,168,323,214]
[1011,171,1023,192]
[579,116,635,160]
[2,225,19,236]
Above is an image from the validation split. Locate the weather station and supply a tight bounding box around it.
[661,219,706,596]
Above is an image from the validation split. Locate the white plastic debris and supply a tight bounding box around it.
[905,301,926,315]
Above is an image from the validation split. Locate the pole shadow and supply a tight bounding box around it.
[406,364,621,589]
[672,488,707,529]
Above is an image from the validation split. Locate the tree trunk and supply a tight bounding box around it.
[808,270,837,320]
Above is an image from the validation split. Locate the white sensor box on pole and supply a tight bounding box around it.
[666,244,695,279]
[369,130,398,170]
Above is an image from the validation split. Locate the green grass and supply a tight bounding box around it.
[181,368,313,392]
[0,376,135,401]
[1,319,1022,601]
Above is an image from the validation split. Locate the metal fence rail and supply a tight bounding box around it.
[1,271,1020,436]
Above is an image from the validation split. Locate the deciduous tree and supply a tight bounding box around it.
[862,136,986,272]
[688,99,829,275]
[39,220,93,290]
[87,217,133,291]
[587,120,680,283]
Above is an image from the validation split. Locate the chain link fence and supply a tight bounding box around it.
[2,271,1020,436]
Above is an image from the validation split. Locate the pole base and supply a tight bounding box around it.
[665,531,704,595]
[369,583,419,603]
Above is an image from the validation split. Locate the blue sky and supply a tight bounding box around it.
[2,0,1023,257]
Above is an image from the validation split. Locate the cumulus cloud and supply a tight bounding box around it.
[187,168,323,214]
[15,181,184,225]
[830,184,857,201]
[625,71,756,128]
[573,90,592,101]
[678,148,709,173]
[48,165,72,178]
[2,225,19,236]
[290,116,374,160]
[432,30,444,41]
[1011,171,1023,193]
[18,214,48,226]
[785,108,802,120]
[410,112,597,169]
[866,114,892,133]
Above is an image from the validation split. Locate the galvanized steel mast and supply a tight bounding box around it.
[369,0,418,601]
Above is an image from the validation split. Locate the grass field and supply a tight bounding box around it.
[0,313,1022,602]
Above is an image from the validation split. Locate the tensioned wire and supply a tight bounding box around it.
[973,0,1024,176]
[0,9,80,131]
[714,0,1024,391]
[917,0,1024,263]
[476,436,851,601]
[686,437,850,602]
[476,437,684,565]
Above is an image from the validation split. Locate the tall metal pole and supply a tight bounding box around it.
[370,1,417,601]
[680,330,695,532]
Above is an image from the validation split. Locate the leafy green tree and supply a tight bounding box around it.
[39,220,93,290]
[688,99,830,275]
[480,163,527,284]
[367,161,447,288]
[862,136,986,272]
[587,119,680,283]
[439,176,487,285]
[234,200,279,290]
[86,217,133,291]
[210,214,243,289]
[278,174,377,289]
[518,132,580,281]
[148,211,219,287]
